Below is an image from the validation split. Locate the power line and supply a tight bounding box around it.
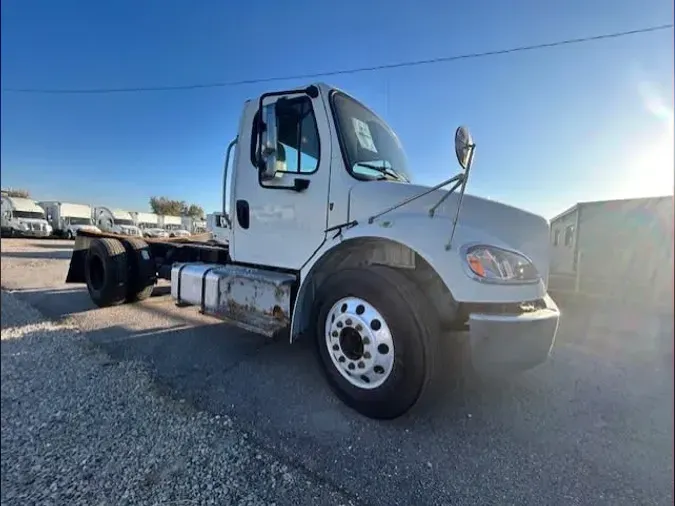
[2,23,672,95]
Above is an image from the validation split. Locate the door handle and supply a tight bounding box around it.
[236,200,250,229]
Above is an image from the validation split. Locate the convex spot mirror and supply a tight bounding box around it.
[454,125,475,171]
[259,103,279,181]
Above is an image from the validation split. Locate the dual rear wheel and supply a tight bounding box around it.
[84,237,156,307]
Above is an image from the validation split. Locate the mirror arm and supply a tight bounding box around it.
[428,175,465,217]
[445,145,476,250]
[367,173,463,225]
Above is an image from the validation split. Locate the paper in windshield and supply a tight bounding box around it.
[351,118,378,154]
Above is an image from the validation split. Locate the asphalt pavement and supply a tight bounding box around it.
[1,238,673,505]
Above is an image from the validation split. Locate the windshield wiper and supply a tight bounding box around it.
[357,163,409,183]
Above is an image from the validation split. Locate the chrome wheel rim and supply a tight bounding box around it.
[324,296,395,389]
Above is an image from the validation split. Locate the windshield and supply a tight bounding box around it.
[115,219,134,226]
[165,224,182,231]
[68,217,92,226]
[332,92,411,183]
[14,211,45,220]
[139,223,157,229]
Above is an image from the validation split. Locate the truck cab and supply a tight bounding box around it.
[93,207,142,236]
[1,196,52,237]
[131,212,168,239]
[159,215,191,238]
[66,83,559,420]
[38,201,100,239]
[206,212,229,245]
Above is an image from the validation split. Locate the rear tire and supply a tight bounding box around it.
[122,237,156,302]
[84,238,128,307]
[313,265,440,419]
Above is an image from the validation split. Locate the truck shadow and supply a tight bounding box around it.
[1,250,74,260]
[9,284,173,322]
[32,242,76,250]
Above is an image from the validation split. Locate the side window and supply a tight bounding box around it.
[564,225,575,247]
[553,229,560,246]
[251,96,320,175]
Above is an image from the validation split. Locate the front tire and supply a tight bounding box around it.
[313,266,439,419]
[67,230,74,240]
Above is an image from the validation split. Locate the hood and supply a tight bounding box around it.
[171,229,191,236]
[348,181,551,282]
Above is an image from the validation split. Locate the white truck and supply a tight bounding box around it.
[93,207,142,236]
[65,83,559,419]
[194,219,207,234]
[131,211,169,239]
[38,201,100,239]
[1,196,52,237]
[159,215,191,237]
[206,211,230,245]
[181,216,207,235]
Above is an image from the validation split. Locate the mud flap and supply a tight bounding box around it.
[65,235,93,284]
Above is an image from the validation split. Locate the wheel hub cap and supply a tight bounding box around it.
[325,296,395,389]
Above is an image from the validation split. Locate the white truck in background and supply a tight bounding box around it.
[65,83,560,420]
[93,207,142,236]
[194,219,207,234]
[1,196,52,237]
[206,211,229,245]
[181,216,207,235]
[160,215,191,237]
[38,201,100,239]
[131,211,169,239]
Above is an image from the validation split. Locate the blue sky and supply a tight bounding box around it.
[1,0,673,219]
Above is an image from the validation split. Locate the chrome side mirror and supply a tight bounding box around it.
[259,103,278,181]
[454,126,475,171]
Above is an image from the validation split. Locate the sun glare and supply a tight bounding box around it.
[618,81,674,197]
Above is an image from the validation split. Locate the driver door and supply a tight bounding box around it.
[230,92,332,270]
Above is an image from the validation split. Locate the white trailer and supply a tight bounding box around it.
[1,196,52,237]
[130,211,168,239]
[206,212,229,245]
[65,83,559,420]
[93,207,142,236]
[159,215,191,237]
[38,201,100,239]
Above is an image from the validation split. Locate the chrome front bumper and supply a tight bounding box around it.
[468,294,560,376]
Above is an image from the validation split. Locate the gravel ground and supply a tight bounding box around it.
[1,238,673,506]
[0,289,356,506]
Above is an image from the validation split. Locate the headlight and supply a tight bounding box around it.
[464,245,539,283]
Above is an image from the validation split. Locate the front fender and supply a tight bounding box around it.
[290,213,547,341]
